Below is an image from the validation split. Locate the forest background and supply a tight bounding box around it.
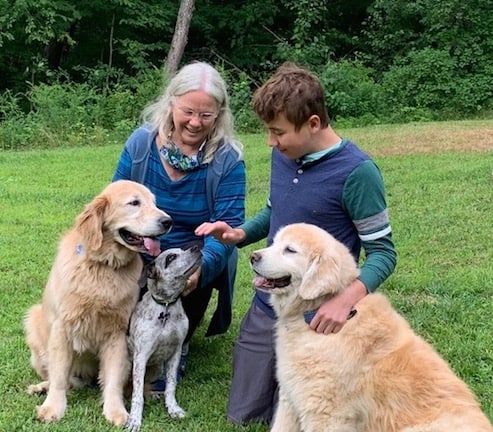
[1,0,493,150]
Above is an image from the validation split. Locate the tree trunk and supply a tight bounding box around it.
[165,0,195,75]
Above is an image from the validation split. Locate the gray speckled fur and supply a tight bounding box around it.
[125,246,201,431]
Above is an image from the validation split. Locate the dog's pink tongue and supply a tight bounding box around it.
[253,276,269,288]
[144,237,161,256]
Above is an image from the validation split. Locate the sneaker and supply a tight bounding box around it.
[150,378,166,395]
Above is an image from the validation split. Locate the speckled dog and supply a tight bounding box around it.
[125,245,201,432]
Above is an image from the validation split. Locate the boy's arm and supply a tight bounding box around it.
[237,204,271,246]
[310,160,397,334]
[344,161,397,292]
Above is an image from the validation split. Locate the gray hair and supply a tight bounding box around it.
[141,61,243,162]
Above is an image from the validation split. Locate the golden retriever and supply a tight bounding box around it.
[24,180,172,425]
[251,223,492,432]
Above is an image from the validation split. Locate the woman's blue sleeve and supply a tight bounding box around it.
[200,160,246,286]
[112,142,133,181]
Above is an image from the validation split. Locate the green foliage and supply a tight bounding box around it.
[0,89,24,120]
[0,66,173,150]
[1,0,493,131]
[190,0,285,73]
[272,0,372,67]
[0,0,178,92]
[363,0,493,76]
[381,48,493,120]
[277,0,332,65]
[317,60,387,123]
[361,0,493,119]
[221,70,261,133]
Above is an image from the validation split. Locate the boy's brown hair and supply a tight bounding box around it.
[252,63,329,131]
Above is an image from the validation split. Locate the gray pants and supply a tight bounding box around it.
[226,302,278,425]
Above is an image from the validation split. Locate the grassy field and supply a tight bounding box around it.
[0,120,492,431]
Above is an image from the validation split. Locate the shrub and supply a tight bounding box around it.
[381,48,493,118]
[228,72,261,133]
[318,60,388,121]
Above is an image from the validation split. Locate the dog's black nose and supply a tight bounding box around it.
[160,217,173,232]
[250,252,261,264]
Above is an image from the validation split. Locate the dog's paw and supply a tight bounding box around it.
[104,406,128,426]
[167,405,186,419]
[125,415,142,432]
[36,403,65,422]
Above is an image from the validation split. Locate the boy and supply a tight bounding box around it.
[195,63,397,425]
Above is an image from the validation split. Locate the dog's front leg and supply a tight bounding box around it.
[270,388,300,432]
[164,348,186,418]
[99,334,129,426]
[125,349,148,432]
[36,320,73,422]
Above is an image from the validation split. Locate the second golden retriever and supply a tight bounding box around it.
[24,180,172,425]
[251,223,492,432]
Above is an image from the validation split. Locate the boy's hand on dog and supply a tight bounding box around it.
[310,279,366,334]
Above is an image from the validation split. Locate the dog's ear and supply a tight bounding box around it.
[75,195,108,250]
[298,250,356,300]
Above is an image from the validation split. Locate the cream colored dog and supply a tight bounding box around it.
[24,180,172,425]
[251,223,492,432]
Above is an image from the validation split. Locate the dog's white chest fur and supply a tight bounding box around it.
[128,293,188,365]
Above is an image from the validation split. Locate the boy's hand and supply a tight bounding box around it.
[195,221,246,244]
[308,279,367,334]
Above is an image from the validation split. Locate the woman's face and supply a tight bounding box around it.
[171,90,218,148]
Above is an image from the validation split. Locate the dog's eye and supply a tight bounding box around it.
[128,199,140,206]
[165,253,177,267]
[284,246,297,254]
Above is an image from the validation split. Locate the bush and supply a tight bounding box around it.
[0,69,166,150]
[381,48,493,119]
[29,82,99,132]
[228,72,261,133]
[317,60,388,121]
[1,60,491,151]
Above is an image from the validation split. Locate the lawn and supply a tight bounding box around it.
[0,119,492,431]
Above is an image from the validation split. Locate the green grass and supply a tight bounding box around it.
[0,120,492,431]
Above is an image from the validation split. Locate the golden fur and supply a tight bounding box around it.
[251,223,492,432]
[24,180,172,425]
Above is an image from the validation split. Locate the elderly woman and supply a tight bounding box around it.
[112,61,246,390]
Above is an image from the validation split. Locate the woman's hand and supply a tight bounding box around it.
[195,221,246,244]
[183,267,201,296]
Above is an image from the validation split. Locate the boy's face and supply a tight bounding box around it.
[263,114,314,160]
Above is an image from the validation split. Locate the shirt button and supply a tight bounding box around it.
[293,178,299,184]
[297,169,303,174]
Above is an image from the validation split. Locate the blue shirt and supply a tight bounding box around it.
[113,130,246,287]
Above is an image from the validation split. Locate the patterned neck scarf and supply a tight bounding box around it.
[160,131,206,172]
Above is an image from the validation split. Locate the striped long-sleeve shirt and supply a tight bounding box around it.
[112,129,246,287]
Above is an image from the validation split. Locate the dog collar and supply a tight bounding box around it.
[303,308,357,324]
[151,294,181,306]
